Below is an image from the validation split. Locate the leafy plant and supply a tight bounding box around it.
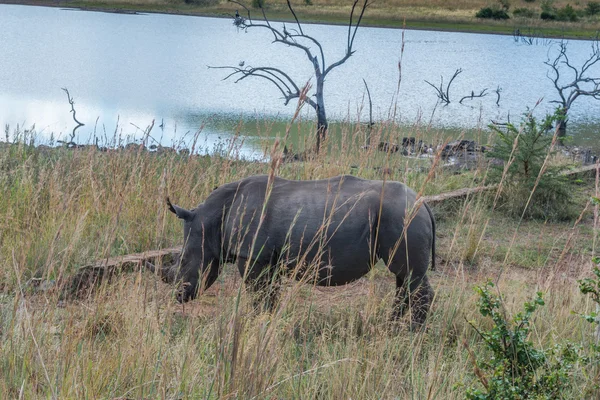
[513,7,537,18]
[541,10,557,19]
[541,0,555,13]
[586,1,600,15]
[487,111,575,220]
[463,282,579,399]
[476,7,510,19]
[576,255,600,394]
[556,4,579,21]
[577,255,600,350]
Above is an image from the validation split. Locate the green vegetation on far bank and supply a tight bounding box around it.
[2,0,600,39]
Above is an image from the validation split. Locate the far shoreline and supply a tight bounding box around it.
[2,0,600,40]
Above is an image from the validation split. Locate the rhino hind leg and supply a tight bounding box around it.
[237,257,281,312]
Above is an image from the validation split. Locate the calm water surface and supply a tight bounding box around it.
[1,4,599,156]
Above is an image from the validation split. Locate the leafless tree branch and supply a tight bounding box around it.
[424,68,463,105]
[459,88,489,104]
[544,39,600,138]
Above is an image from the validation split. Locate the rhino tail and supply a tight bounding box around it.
[424,202,436,272]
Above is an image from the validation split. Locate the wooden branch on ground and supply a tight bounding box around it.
[60,246,181,299]
[422,185,499,204]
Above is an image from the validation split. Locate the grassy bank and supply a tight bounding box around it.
[1,117,600,398]
[2,0,600,39]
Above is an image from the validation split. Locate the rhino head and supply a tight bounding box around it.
[147,197,215,303]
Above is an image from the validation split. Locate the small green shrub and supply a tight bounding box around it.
[463,282,580,399]
[577,256,600,394]
[541,0,555,12]
[252,0,265,8]
[487,111,576,221]
[476,7,510,19]
[513,7,537,17]
[524,0,536,3]
[498,0,511,10]
[577,256,600,351]
[184,0,218,5]
[556,4,579,21]
[541,10,557,19]
[586,1,600,15]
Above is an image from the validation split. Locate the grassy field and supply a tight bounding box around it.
[1,118,600,398]
[2,0,600,38]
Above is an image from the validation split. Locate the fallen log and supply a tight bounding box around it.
[422,185,498,204]
[560,163,600,177]
[61,247,181,299]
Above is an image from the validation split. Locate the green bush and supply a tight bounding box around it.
[487,112,576,221]
[252,0,265,8]
[577,256,600,394]
[541,10,557,19]
[586,1,600,15]
[476,7,510,19]
[184,0,219,5]
[513,7,537,17]
[556,4,579,21]
[541,0,555,12]
[463,282,580,399]
[524,0,536,2]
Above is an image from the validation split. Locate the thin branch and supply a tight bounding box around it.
[62,88,85,128]
[494,86,502,106]
[324,0,369,77]
[286,0,304,35]
[362,78,374,146]
[459,88,489,104]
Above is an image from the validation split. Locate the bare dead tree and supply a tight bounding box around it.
[424,68,463,105]
[62,87,85,140]
[210,0,369,151]
[459,88,488,104]
[545,39,600,140]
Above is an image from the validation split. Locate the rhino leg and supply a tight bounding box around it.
[408,275,433,328]
[237,256,281,312]
[392,273,433,328]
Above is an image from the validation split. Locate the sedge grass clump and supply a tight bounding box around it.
[487,111,576,221]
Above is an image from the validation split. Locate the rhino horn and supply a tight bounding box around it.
[166,197,193,221]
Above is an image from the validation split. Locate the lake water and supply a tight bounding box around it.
[1,4,599,157]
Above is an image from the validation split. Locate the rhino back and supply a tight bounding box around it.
[221,175,418,269]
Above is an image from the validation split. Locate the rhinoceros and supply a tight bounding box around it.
[153,174,435,325]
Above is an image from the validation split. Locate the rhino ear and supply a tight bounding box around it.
[166,197,194,221]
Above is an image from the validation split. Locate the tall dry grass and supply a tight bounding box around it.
[0,117,598,398]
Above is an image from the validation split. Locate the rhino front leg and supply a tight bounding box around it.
[392,273,433,329]
[237,257,281,312]
[408,275,433,328]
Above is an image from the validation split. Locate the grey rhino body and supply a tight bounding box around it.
[165,174,435,324]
